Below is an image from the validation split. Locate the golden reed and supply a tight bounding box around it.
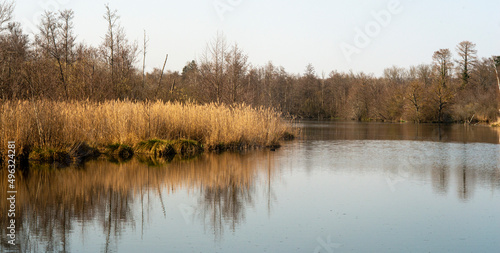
[0,100,294,160]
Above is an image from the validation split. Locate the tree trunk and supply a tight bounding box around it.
[157,54,168,93]
[495,65,500,91]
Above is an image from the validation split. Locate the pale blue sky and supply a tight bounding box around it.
[13,0,500,76]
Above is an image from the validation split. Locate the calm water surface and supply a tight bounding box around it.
[1,122,499,252]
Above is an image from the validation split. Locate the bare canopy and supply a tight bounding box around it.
[0,0,14,31]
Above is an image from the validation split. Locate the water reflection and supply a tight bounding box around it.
[301,121,500,144]
[431,164,450,194]
[0,151,279,252]
[0,122,499,252]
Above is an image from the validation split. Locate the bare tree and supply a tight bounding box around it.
[384,66,408,85]
[225,43,248,103]
[157,54,168,91]
[433,49,453,87]
[59,9,76,66]
[415,64,432,86]
[199,32,228,103]
[261,62,277,108]
[455,41,477,89]
[142,30,148,89]
[100,5,137,98]
[0,0,13,32]
[406,80,424,123]
[381,66,408,120]
[37,11,68,97]
[494,56,500,91]
[432,49,454,122]
[0,22,28,99]
[297,64,324,118]
[102,4,119,91]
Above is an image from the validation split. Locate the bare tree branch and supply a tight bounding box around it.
[0,0,14,32]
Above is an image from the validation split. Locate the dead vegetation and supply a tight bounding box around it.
[0,99,295,165]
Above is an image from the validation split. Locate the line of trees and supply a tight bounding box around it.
[1,1,499,123]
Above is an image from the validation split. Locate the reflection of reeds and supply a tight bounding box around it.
[0,151,276,252]
[0,100,294,161]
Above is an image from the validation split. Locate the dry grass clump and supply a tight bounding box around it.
[0,100,294,161]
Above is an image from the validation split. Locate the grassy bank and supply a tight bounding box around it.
[0,100,294,165]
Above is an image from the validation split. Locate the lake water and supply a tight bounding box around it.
[1,122,499,252]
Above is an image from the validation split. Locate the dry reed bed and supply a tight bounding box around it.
[0,100,293,161]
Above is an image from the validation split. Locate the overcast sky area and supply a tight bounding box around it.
[12,0,500,77]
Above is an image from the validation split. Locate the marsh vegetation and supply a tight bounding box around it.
[0,100,293,164]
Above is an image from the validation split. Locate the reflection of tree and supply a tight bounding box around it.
[265,152,278,217]
[302,121,500,144]
[162,151,278,240]
[183,152,264,239]
[456,144,477,201]
[0,150,278,251]
[457,167,477,201]
[0,166,139,253]
[102,189,134,253]
[198,182,254,240]
[0,162,154,252]
[495,127,500,144]
[431,165,450,194]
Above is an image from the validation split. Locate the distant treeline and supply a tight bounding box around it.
[1,1,499,123]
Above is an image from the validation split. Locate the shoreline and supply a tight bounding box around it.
[3,136,294,168]
[0,100,296,168]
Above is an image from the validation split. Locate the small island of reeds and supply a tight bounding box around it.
[0,100,295,166]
